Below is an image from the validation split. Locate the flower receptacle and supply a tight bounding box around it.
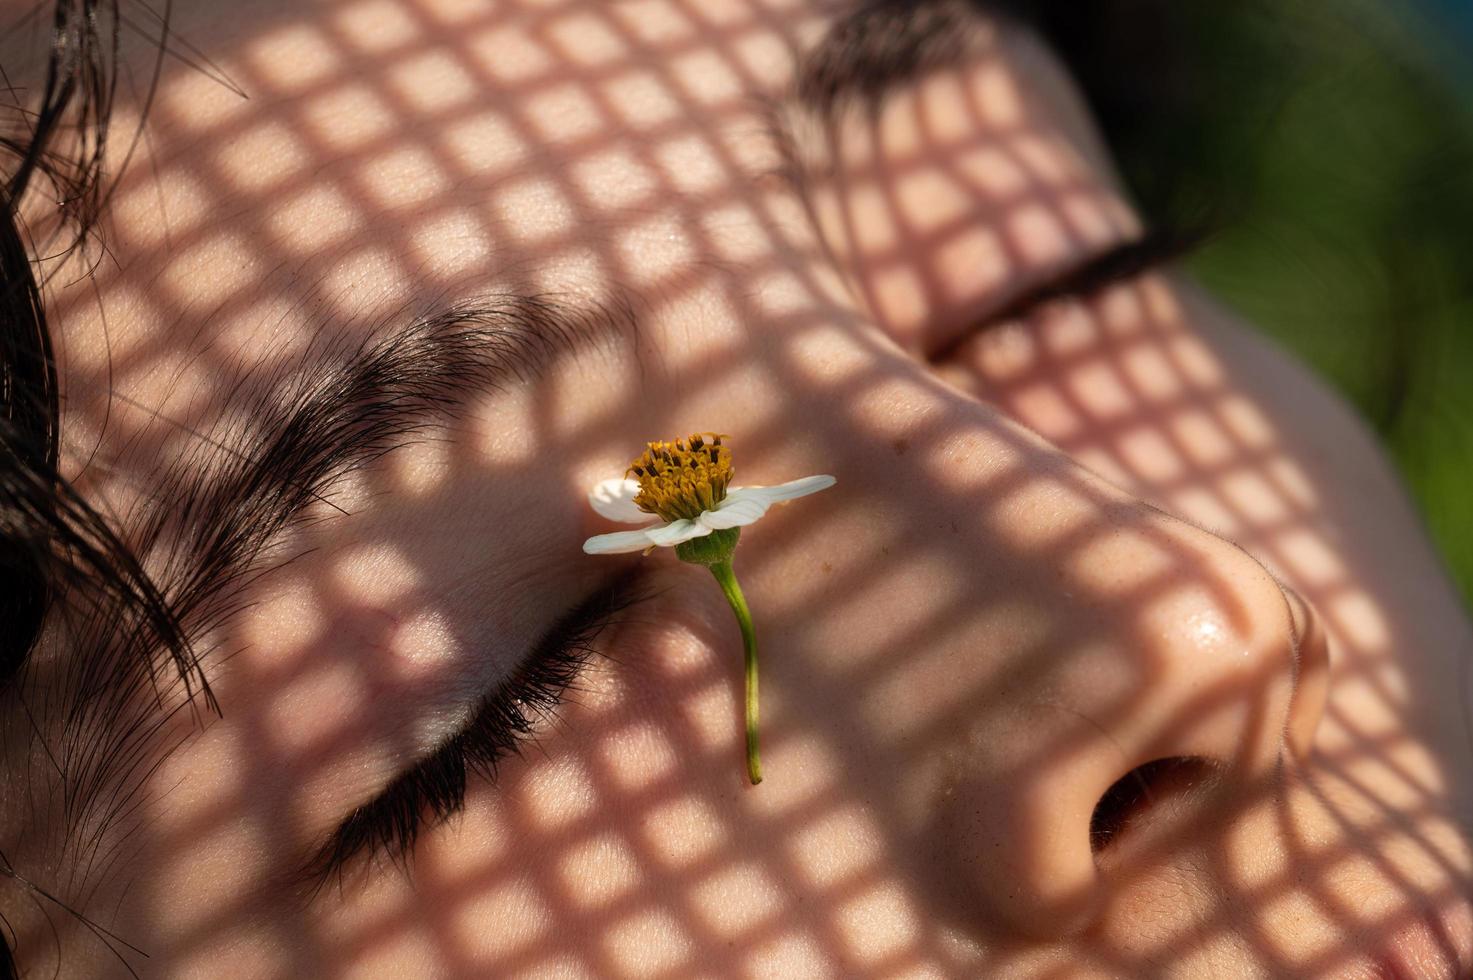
[675,527,740,566]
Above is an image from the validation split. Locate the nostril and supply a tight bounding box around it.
[1089,756,1220,854]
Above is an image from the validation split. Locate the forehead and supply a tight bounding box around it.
[46,0,1067,401]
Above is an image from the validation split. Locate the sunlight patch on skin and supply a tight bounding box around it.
[640,795,729,871]
[699,201,777,263]
[1327,591,1392,652]
[159,231,260,307]
[1169,409,1235,468]
[388,50,479,112]
[572,147,659,210]
[269,184,366,253]
[1274,528,1348,590]
[745,733,840,817]
[321,245,411,309]
[1222,799,1293,892]
[693,861,788,939]
[1058,190,1119,247]
[1142,584,1246,668]
[267,657,371,756]
[1007,202,1071,266]
[545,344,642,442]
[786,804,886,891]
[936,226,1013,306]
[451,878,553,961]
[840,180,900,254]
[519,757,600,833]
[958,145,1030,199]
[387,436,453,498]
[472,25,555,83]
[834,882,923,969]
[1008,381,1083,441]
[1066,529,1177,597]
[1034,300,1099,357]
[604,908,695,975]
[170,923,296,980]
[110,166,212,247]
[1266,457,1320,510]
[1220,469,1291,525]
[333,0,422,54]
[922,427,1027,494]
[334,543,423,606]
[926,61,1009,132]
[465,377,542,465]
[235,572,329,667]
[615,213,697,288]
[410,208,495,277]
[672,47,746,105]
[1167,486,1240,538]
[443,109,531,175]
[1067,361,1136,422]
[144,815,270,936]
[986,476,1096,549]
[359,145,452,210]
[61,282,161,373]
[1117,426,1187,484]
[780,322,879,388]
[654,132,733,195]
[604,68,685,129]
[677,678,739,754]
[966,320,1039,381]
[302,84,400,152]
[525,82,607,145]
[558,833,643,911]
[897,168,974,236]
[611,0,696,44]
[1008,133,1076,187]
[1119,343,1185,403]
[390,608,463,674]
[598,721,681,793]
[112,350,212,434]
[745,931,838,980]
[547,11,631,68]
[219,120,309,193]
[496,177,577,245]
[974,61,1025,128]
[244,24,346,95]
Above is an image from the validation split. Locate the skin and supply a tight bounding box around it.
[5,0,1473,975]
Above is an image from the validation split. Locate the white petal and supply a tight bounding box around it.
[645,519,713,547]
[583,528,659,554]
[698,495,769,529]
[588,478,648,523]
[733,475,837,504]
[700,475,836,529]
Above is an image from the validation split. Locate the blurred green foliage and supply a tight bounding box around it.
[1113,1,1473,605]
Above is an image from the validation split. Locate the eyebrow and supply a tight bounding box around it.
[796,0,997,117]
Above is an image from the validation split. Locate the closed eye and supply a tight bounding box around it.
[302,573,652,891]
[927,223,1207,363]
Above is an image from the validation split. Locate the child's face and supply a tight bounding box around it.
[17,0,1473,975]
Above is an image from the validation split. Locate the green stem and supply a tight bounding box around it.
[709,561,761,785]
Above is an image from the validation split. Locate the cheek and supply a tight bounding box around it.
[306,592,866,973]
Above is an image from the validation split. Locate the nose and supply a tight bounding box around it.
[933,510,1330,938]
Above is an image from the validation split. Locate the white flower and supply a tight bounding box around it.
[583,474,836,554]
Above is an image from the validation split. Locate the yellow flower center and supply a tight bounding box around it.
[628,433,734,522]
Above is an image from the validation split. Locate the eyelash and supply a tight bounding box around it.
[304,577,650,888]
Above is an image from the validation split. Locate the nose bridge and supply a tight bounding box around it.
[931,500,1326,938]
